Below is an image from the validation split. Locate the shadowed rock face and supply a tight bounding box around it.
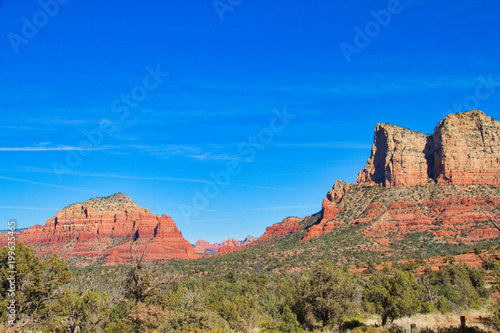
[214,110,500,249]
[356,123,434,187]
[357,110,500,187]
[302,110,500,242]
[0,193,197,266]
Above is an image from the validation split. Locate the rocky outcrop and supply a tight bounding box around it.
[194,240,221,254]
[0,193,197,266]
[251,217,304,247]
[216,218,305,254]
[302,110,500,242]
[433,110,500,185]
[357,110,500,187]
[356,124,433,187]
[300,180,349,242]
[242,235,257,245]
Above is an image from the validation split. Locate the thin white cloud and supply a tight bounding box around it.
[0,146,109,152]
[0,175,104,194]
[128,144,242,161]
[0,206,59,211]
[10,167,214,184]
[3,167,301,191]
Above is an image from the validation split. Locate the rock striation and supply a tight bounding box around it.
[0,193,196,266]
[211,111,500,251]
[356,124,433,187]
[301,110,500,242]
[433,110,500,185]
[357,110,500,187]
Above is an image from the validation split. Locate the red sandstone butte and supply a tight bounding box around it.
[300,110,500,242]
[0,193,196,267]
[357,110,500,188]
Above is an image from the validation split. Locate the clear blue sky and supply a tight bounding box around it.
[1,0,500,244]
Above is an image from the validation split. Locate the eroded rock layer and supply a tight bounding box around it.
[0,193,196,266]
[357,110,500,187]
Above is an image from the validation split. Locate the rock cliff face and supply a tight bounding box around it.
[0,193,197,266]
[356,124,433,187]
[211,111,500,252]
[357,110,500,187]
[302,110,500,242]
[433,110,500,185]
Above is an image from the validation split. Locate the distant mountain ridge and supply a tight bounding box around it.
[194,236,257,254]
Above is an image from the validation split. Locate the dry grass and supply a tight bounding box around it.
[364,309,495,332]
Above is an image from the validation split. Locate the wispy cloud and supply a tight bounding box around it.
[249,204,319,211]
[128,144,241,161]
[0,175,104,194]
[0,126,43,131]
[0,206,59,211]
[2,167,301,191]
[0,146,110,152]
[9,167,215,184]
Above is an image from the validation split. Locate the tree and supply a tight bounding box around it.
[432,262,487,309]
[49,288,110,333]
[123,242,177,304]
[421,264,436,303]
[363,268,421,325]
[0,242,71,327]
[304,260,359,329]
[279,304,302,332]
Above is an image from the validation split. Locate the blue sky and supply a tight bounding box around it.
[1,0,500,244]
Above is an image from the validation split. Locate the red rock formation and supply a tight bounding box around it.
[297,110,500,243]
[357,110,500,188]
[194,240,221,254]
[433,110,500,185]
[252,217,304,246]
[0,193,196,266]
[216,218,304,254]
[196,235,258,255]
[220,238,241,247]
[356,124,433,187]
[300,180,349,242]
